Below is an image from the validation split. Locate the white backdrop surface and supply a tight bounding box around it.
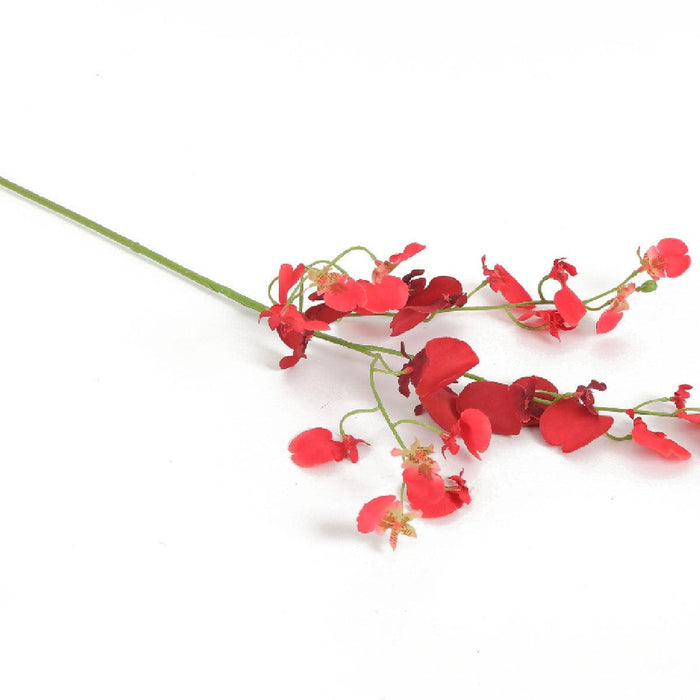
[1,2,700,699]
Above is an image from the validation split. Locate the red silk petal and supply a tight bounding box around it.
[288,428,346,466]
[596,309,623,334]
[278,263,305,304]
[324,278,366,312]
[657,238,691,277]
[554,285,586,327]
[456,408,492,459]
[357,495,398,533]
[403,469,447,508]
[456,381,527,435]
[414,338,480,398]
[631,418,691,460]
[359,276,409,313]
[420,387,460,431]
[539,398,613,453]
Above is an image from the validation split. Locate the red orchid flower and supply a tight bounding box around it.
[402,466,445,510]
[481,256,534,319]
[356,275,409,314]
[596,283,636,334]
[405,470,472,518]
[307,267,366,312]
[539,398,613,452]
[672,384,693,409]
[289,428,368,467]
[548,258,586,327]
[640,238,691,280]
[523,309,575,339]
[372,243,426,283]
[454,408,492,459]
[631,417,691,460]
[356,496,420,550]
[390,274,467,336]
[512,375,559,426]
[398,337,479,399]
[456,380,528,436]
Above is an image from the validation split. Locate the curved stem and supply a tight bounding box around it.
[369,356,406,449]
[339,406,380,435]
[392,419,444,436]
[583,269,640,305]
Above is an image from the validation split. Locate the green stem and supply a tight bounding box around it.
[392,419,444,436]
[339,406,380,435]
[0,175,267,314]
[582,270,640,305]
[369,356,406,449]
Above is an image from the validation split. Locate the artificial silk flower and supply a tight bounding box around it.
[481,256,534,318]
[512,375,559,426]
[390,273,467,335]
[405,470,472,518]
[391,439,439,472]
[456,380,528,436]
[289,428,367,467]
[631,417,691,460]
[525,309,574,339]
[372,243,426,283]
[596,283,636,334]
[398,337,479,399]
[640,238,691,280]
[539,398,614,453]
[307,267,366,312]
[402,466,446,509]
[357,275,409,313]
[672,384,693,409]
[548,258,586,327]
[454,408,492,459]
[356,496,420,550]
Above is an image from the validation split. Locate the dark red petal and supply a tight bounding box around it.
[456,408,492,459]
[289,428,347,467]
[554,285,586,327]
[596,309,623,334]
[456,381,527,435]
[419,387,460,431]
[631,418,691,460]
[512,376,559,426]
[357,495,398,533]
[389,242,426,265]
[414,338,480,398]
[539,398,614,453]
[358,276,409,313]
[390,308,430,336]
[408,275,463,308]
[304,303,347,325]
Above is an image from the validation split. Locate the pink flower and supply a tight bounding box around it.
[596,283,636,334]
[640,238,691,280]
[631,417,691,460]
[356,496,420,550]
[289,428,368,467]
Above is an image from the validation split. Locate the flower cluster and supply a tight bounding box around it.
[271,238,696,549]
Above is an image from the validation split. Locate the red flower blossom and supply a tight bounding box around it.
[678,412,700,425]
[289,428,367,467]
[512,375,559,426]
[640,238,691,280]
[454,408,492,459]
[407,470,472,518]
[357,275,409,313]
[631,417,691,460]
[373,243,426,283]
[481,256,534,318]
[390,274,467,336]
[307,267,366,312]
[573,380,607,415]
[539,398,614,453]
[596,283,636,334]
[548,259,586,327]
[419,386,460,431]
[456,381,528,436]
[524,309,574,339]
[398,337,479,399]
[672,384,693,409]
[440,430,460,456]
[402,466,445,510]
[356,496,420,550]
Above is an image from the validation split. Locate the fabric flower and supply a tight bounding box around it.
[454,408,492,459]
[640,238,691,280]
[372,243,426,283]
[390,274,467,336]
[631,417,691,460]
[539,398,613,452]
[512,375,559,426]
[398,337,479,399]
[307,267,366,312]
[481,256,534,318]
[289,428,367,467]
[596,283,636,334]
[456,380,528,436]
[672,384,693,409]
[548,259,586,327]
[357,275,409,314]
[406,470,472,518]
[523,309,575,339]
[356,496,420,550]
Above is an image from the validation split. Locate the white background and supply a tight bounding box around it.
[1,2,700,698]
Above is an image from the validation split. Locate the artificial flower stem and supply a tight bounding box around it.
[0,175,267,314]
[582,270,640,305]
[339,406,381,435]
[369,356,407,450]
[392,419,444,436]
